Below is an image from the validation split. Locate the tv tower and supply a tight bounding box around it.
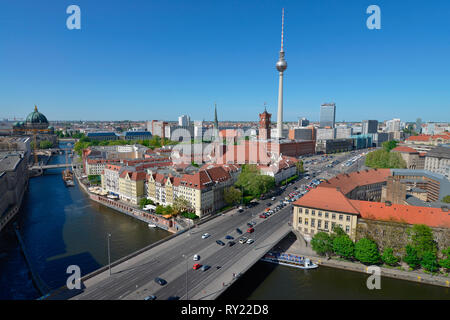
[276,8,287,139]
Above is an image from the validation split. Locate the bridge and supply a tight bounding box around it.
[30,163,74,170]
[45,184,298,300]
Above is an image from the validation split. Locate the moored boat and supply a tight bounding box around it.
[261,252,318,269]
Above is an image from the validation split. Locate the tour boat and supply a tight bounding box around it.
[261,252,318,269]
[148,224,157,228]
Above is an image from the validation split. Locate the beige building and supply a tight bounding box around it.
[118,170,146,205]
[293,187,359,241]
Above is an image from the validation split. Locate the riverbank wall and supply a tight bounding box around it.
[275,232,450,289]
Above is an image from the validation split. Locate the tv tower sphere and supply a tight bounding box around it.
[276,54,287,72]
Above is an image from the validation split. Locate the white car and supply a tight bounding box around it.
[193,254,200,261]
[201,233,210,239]
[246,239,254,244]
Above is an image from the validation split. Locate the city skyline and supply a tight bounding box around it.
[1,1,449,122]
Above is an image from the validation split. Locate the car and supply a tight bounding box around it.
[216,240,225,246]
[247,222,253,227]
[144,295,156,300]
[246,239,254,244]
[250,221,256,226]
[225,235,234,240]
[259,214,267,219]
[193,263,202,270]
[167,296,180,300]
[271,197,276,201]
[202,233,210,239]
[216,265,221,269]
[237,208,244,213]
[200,265,211,271]
[247,227,254,233]
[266,202,271,207]
[293,186,298,190]
[228,241,236,247]
[193,254,200,261]
[239,237,248,244]
[236,228,243,234]
[154,277,167,286]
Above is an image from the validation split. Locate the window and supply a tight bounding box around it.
[305,209,309,215]
[318,211,322,217]
[332,213,336,220]
[318,220,322,229]
[325,221,329,230]
[305,218,309,225]
[298,217,302,224]
[311,210,315,216]
[346,215,351,222]
[346,225,350,233]
[332,222,336,229]
[311,219,315,227]
[325,212,329,218]
[339,215,343,221]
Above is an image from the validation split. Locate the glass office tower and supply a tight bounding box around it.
[320,103,336,128]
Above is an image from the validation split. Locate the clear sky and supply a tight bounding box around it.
[1,0,449,123]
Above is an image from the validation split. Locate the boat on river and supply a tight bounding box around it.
[148,224,157,228]
[62,169,74,187]
[261,252,318,269]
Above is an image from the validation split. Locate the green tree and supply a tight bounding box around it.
[421,250,439,272]
[330,224,346,240]
[296,160,304,175]
[311,232,333,257]
[355,238,381,264]
[406,224,437,258]
[439,247,450,271]
[382,140,398,152]
[332,235,354,259]
[235,164,275,198]
[381,247,399,266]
[139,198,154,209]
[39,140,54,149]
[442,195,450,203]
[403,245,421,269]
[223,186,242,206]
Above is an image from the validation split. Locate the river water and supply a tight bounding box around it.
[0,142,448,300]
[0,142,170,299]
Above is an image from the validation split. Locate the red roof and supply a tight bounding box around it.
[406,135,431,142]
[392,146,418,153]
[319,169,391,195]
[358,201,450,229]
[292,187,360,214]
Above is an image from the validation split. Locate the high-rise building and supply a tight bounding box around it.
[362,120,378,135]
[385,118,401,132]
[298,117,309,127]
[320,103,336,128]
[276,8,287,139]
[178,115,190,127]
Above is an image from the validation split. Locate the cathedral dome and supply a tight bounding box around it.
[26,106,48,125]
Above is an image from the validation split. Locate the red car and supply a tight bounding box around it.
[193,263,202,270]
[247,227,254,233]
[259,214,267,219]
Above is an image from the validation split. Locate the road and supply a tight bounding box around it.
[67,148,370,300]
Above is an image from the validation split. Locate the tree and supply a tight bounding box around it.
[311,232,333,257]
[406,224,437,258]
[365,149,406,169]
[173,197,193,215]
[139,198,154,209]
[332,235,354,259]
[442,195,450,204]
[39,140,54,149]
[235,164,275,198]
[381,247,399,266]
[403,245,421,269]
[330,224,346,240]
[382,140,398,152]
[421,250,439,272]
[223,186,242,206]
[355,238,381,265]
[296,160,304,175]
[439,247,450,271]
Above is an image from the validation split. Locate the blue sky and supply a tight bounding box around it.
[1,0,449,122]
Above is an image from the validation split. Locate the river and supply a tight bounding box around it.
[0,142,170,299]
[0,142,448,300]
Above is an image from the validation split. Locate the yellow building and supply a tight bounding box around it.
[118,170,146,205]
[293,187,359,241]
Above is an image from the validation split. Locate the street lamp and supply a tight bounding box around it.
[107,233,112,276]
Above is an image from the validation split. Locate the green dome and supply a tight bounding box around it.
[26,105,48,124]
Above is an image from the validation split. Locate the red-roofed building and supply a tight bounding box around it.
[292,169,450,242]
[391,146,425,169]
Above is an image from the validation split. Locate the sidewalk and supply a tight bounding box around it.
[277,233,450,289]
